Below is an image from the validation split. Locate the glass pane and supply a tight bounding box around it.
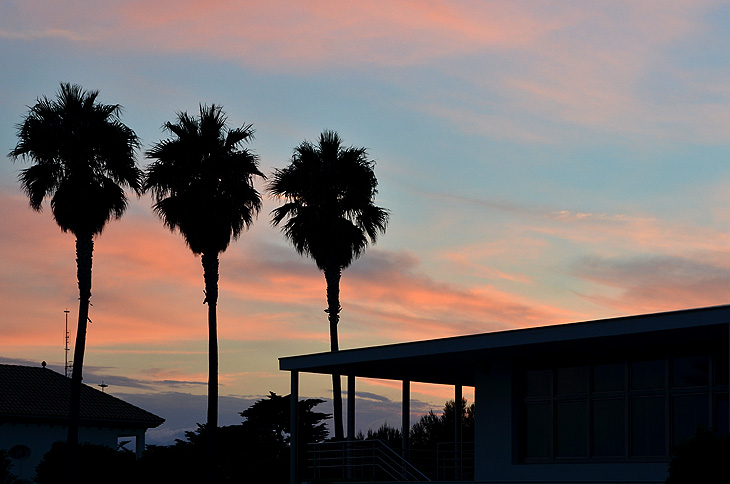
[715,350,729,385]
[526,369,551,397]
[556,366,588,395]
[631,396,666,456]
[672,394,709,444]
[593,399,625,456]
[672,356,709,388]
[631,360,665,390]
[593,363,625,393]
[524,403,551,458]
[556,400,588,457]
[714,393,728,435]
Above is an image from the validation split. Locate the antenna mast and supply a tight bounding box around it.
[64,309,71,378]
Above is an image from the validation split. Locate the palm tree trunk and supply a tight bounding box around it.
[66,233,93,484]
[324,266,344,440]
[202,252,219,484]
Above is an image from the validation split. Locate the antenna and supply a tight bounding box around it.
[64,309,71,378]
[98,381,108,392]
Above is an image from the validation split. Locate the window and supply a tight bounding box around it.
[519,348,728,462]
[593,398,625,456]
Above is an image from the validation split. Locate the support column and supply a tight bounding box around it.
[347,375,356,480]
[135,430,145,459]
[454,384,463,481]
[347,375,356,440]
[402,380,410,458]
[290,371,299,484]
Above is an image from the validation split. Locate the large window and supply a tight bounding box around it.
[520,350,728,462]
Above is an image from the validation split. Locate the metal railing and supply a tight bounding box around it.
[435,441,474,481]
[306,440,475,482]
[307,440,431,482]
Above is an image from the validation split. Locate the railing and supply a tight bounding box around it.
[435,441,475,481]
[307,440,431,482]
[306,440,475,482]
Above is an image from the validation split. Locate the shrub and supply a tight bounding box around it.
[666,427,730,484]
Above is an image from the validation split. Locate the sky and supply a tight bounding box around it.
[1,0,730,444]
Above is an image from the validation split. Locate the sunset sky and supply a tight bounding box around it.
[2,1,730,443]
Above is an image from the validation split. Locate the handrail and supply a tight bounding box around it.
[308,439,431,482]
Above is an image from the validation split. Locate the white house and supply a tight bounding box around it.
[0,364,164,481]
[280,305,730,484]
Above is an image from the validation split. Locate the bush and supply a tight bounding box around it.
[34,442,135,484]
[0,449,17,484]
[666,427,730,484]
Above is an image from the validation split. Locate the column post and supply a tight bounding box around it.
[347,375,356,440]
[135,430,145,459]
[290,371,299,484]
[454,384,463,481]
[402,380,410,458]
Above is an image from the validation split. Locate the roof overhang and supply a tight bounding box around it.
[279,305,730,386]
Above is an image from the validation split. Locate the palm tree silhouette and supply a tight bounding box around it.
[9,83,142,482]
[144,105,264,481]
[268,130,389,439]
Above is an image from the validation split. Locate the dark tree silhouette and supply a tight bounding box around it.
[268,130,389,439]
[138,393,329,484]
[666,427,730,484]
[144,105,264,483]
[0,449,17,484]
[8,83,141,483]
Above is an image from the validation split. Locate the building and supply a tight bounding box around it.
[280,305,730,483]
[0,364,164,481]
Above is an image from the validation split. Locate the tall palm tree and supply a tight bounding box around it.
[9,83,142,482]
[268,130,389,440]
[144,104,264,481]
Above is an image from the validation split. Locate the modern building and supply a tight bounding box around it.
[0,364,164,481]
[280,305,730,483]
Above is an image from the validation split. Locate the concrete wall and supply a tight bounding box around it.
[473,359,668,484]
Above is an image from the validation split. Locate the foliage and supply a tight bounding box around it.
[34,442,135,484]
[0,450,17,484]
[666,427,730,484]
[268,130,389,272]
[359,398,475,450]
[410,398,475,450]
[9,82,141,480]
[241,391,330,446]
[268,130,389,439]
[137,392,329,484]
[361,422,403,450]
[144,104,264,482]
[144,104,263,256]
[9,82,142,236]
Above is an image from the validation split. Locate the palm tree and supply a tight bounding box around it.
[8,83,142,482]
[144,104,264,481]
[268,130,389,440]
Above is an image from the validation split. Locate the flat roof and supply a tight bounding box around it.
[280,305,730,386]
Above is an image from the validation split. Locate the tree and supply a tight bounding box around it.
[268,130,389,439]
[410,398,475,450]
[0,449,17,484]
[666,427,730,484]
[8,83,141,482]
[144,105,264,482]
[137,393,330,484]
[35,442,135,484]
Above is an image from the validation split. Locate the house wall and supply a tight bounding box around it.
[0,422,142,481]
[473,359,668,484]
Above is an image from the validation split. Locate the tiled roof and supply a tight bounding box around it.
[0,364,164,428]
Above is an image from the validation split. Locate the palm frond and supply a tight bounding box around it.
[144,105,264,255]
[10,83,141,236]
[268,130,389,270]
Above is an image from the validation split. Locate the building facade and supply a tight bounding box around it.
[280,305,730,484]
